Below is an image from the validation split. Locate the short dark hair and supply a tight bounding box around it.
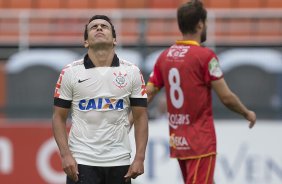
[84,15,116,41]
[177,0,207,34]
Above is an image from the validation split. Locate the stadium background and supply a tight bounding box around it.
[0,0,281,183]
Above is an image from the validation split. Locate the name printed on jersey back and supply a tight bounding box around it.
[168,113,190,129]
[167,45,190,58]
[79,98,124,111]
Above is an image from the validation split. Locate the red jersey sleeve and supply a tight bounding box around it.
[148,54,165,89]
[203,51,223,85]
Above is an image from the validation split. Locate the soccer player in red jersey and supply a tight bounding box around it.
[146,1,256,184]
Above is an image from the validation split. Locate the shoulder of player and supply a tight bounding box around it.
[70,58,84,68]
[161,48,170,56]
[154,49,170,62]
[56,58,84,80]
[119,58,140,70]
[194,46,217,60]
[193,45,214,53]
[62,58,84,71]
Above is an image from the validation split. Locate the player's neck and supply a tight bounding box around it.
[88,49,115,67]
[182,34,201,44]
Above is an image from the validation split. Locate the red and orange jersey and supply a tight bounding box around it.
[148,40,223,159]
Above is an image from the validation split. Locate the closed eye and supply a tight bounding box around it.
[89,24,110,30]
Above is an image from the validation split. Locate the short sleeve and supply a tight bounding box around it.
[204,53,223,84]
[147,55,164,89]
[130,65,147,99]
[54,64,73,102]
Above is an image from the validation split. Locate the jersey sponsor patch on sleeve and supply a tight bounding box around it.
[208,57,223,77]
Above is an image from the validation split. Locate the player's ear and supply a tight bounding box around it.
[197,21,204,31]
[113,38,117,46]
[84,40,89,48]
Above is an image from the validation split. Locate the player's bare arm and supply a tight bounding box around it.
[52,106,79,182]
[211,78,256,128]
[129,83,158,129]
[125,106,148,181]
[146,82,159,104]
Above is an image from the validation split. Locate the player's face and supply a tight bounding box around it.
[200,23,207,43]
[85,19,116,48]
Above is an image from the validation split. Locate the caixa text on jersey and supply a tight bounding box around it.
[78,98,124,110]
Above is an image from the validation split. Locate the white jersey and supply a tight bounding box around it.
[54,54,147,166]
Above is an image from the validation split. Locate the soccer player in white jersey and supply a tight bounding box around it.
[52,15,148,184]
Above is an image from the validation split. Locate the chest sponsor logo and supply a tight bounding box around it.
[169,134,190,150]
[79,98,124,110]
[113,71,127,89]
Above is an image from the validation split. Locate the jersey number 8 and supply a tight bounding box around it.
[168,68,184,109]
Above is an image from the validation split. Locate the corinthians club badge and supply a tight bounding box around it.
[113,71,127,88]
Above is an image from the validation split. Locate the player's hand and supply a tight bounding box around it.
[245,110,256,129]
[62,153,79,182]
[124,159,144,182]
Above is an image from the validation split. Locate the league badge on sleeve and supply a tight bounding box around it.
[208,57,223,77]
